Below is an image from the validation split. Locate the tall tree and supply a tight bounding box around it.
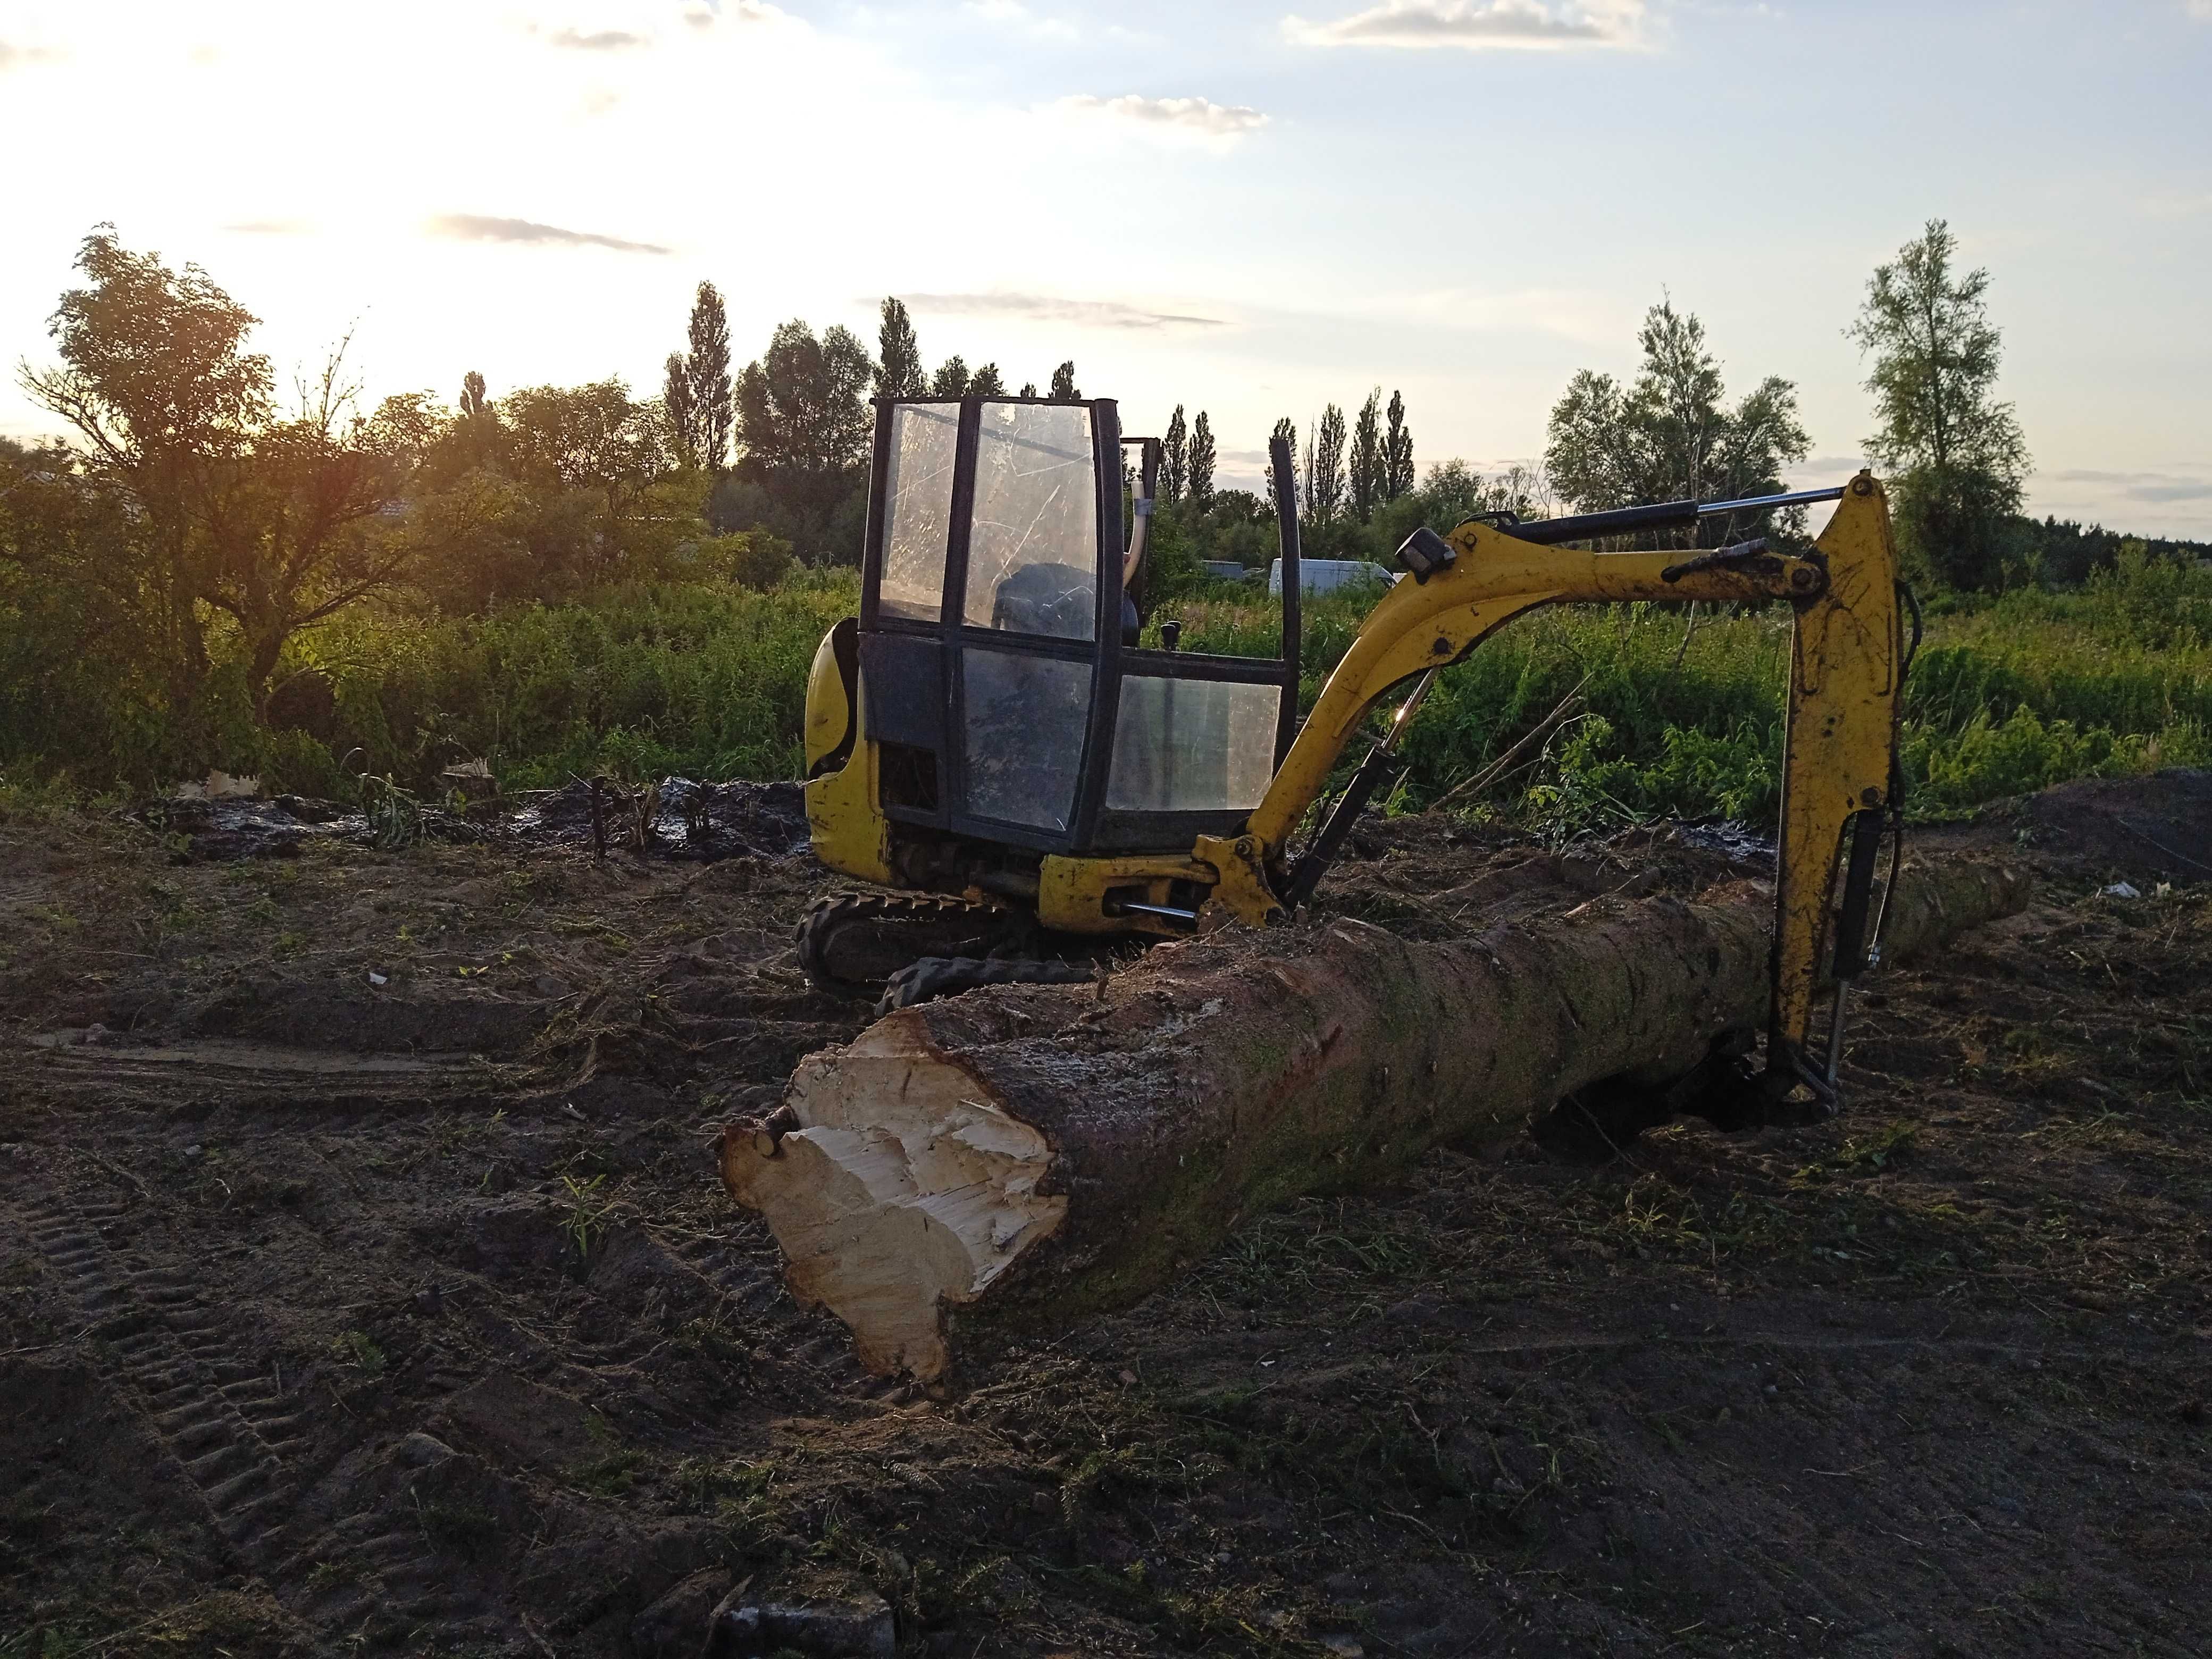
[1187,410,1216,505]
[1544,297,1808,548]
[18,228,421,717]
[685,281,734,470]
[931,355,970,398]
[1383,390,1414,499]
[734,320,876,557]
[1544,371,1639,512]
[1848,219,2030,590]
[452,368,500,470]
[20,228,263,708]
[504,379,672,519]
[1048,361,1081,403]
[1307,403,1347,524]
[969,363,1006,398]
[874,297,925,400]
[1162,405,1187,502]
[663,350,700,466]
[1349,388,1384,521]
[1633,299,1729,504]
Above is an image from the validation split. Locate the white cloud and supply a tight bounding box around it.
[2046,467,2212,507]
[0,38,63,70]
[546,27,648,51]
[1049,94,1270,140]
[425,214,671,255]
[896,292,1230,330]
[964,0,1081,42]
[686,2,786,26]
[1284,0,1647,51]
[2138,187,2212,219]
[2188,2,2212,21]
[1343,284,1633,345]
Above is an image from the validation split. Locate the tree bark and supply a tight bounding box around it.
[722,858,2029,1383]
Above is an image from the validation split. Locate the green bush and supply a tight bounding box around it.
[290,574,856,791]
[1171,551,2212,834]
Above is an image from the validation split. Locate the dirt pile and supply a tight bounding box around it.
[3,773,2208,1656]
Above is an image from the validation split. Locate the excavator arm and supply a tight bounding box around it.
[1194,471,1905,1122]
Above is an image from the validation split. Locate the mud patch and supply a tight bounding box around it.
[128,793,481,862]
[510,777,809,863]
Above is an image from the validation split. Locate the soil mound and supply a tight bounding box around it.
[1966,766,2212,880]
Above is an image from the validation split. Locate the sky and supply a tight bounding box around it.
[2,0,2208,534]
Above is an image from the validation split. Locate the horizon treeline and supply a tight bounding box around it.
[4,220,2208,796]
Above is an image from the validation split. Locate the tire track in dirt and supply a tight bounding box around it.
[19,1178,493,1645]
[24,1191,303,1559]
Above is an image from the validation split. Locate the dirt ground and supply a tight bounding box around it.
[3,774,2208,1658]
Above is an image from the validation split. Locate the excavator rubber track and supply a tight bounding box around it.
[795,891,1036,997]
[874,955,1097,1016]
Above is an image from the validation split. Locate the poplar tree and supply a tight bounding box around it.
[1308,403,1347,524]
[1349,388,1384,520]
[1048,361,1081,402]
[1162,405,1187,501]
[663,351,699,466]
[1187,411,1216,504]
[1383,390,1415,499]
[874,297,926,400]
[685,282,733,471]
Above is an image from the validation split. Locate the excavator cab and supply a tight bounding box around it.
[807,397,1296,889]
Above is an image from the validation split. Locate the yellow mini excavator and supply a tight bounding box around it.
[794,395,1913,1129]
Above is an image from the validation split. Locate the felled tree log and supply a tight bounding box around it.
[723,858,2028,1381]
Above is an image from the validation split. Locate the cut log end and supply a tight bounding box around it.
[719,1014,1066,1382]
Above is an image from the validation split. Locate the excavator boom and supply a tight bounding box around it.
[1196,466,1905,1120]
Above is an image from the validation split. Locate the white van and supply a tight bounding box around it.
[1267,558,1400,597]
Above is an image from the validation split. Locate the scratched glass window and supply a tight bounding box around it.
[878,403,959,623]
[964,402,1097,641]
[962,649,1090,830]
